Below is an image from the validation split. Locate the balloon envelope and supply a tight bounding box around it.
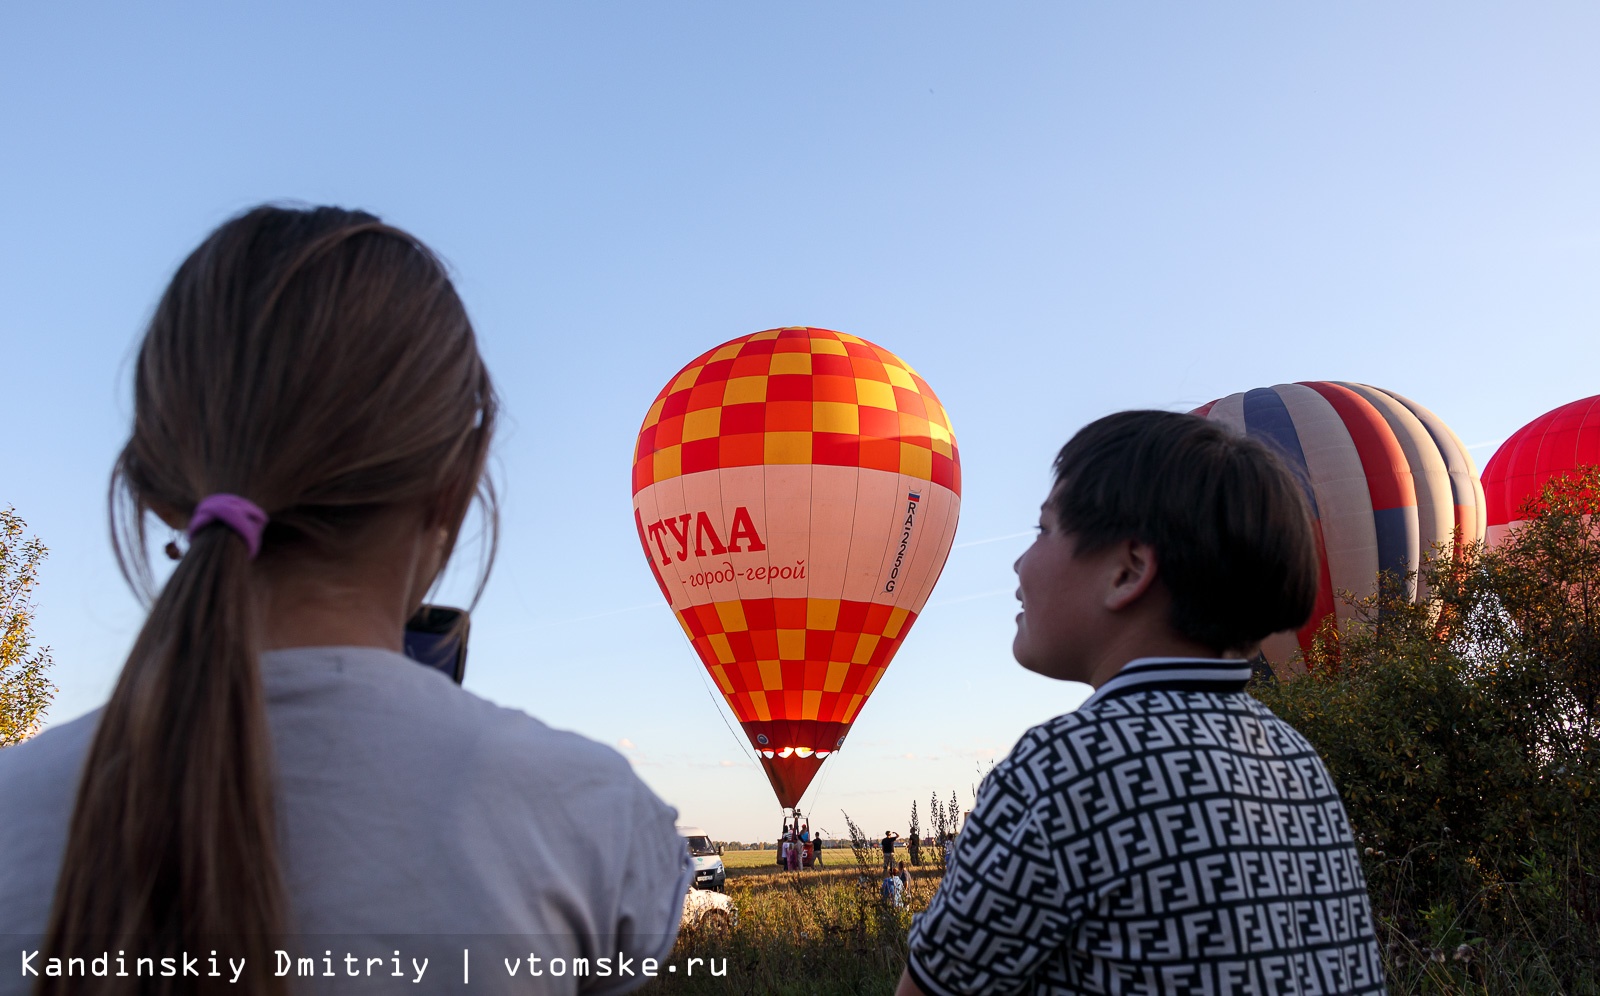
[1195,382,1484,674]
[1481,395,1600,548]
[632,328,961,807]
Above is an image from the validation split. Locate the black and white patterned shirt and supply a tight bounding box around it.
[907,658,1385,995]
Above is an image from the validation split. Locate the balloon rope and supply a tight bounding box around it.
[793,735,842,840]
[678,629,759,767]
[701,669,757,765]
[697,431,760,771]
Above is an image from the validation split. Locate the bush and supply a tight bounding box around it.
[1252,468,1600,992]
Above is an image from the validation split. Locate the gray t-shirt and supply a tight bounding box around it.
[0,646,693,994]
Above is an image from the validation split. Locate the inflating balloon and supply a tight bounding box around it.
[1481,395,1600,548]
[1195,382,1484,675]
[632,327,961,807]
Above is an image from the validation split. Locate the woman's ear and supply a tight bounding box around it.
[149,500,187,531]
[424,468,481,535]
[422,491,454,532]
[403,522,453,617]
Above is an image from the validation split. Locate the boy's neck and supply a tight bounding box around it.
[1081,628,1246,689]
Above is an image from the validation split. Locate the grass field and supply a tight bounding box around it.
[719,846,912,873]
[646,856,945,996]
[717,848,781,871]
[717,848,860,874]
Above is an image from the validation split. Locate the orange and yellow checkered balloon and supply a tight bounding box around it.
[632,327,961,808]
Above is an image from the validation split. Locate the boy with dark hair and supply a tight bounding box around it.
[898,411,1384,996]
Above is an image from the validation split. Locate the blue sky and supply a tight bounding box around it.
[4,3,1598,842]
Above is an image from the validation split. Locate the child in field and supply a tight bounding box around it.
[897,411,1384,996]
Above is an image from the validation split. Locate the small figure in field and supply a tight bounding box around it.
[881,830,900,873]
[881,870,906,908]
[897,411,1385,996]
[941,836,954,869]
[896,860,910,892]
[799,820,813,869]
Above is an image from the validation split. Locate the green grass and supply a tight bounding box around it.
[717,848,782,871]
[645,861,944,995]
[718,848,854,874]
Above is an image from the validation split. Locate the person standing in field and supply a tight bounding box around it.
[897,411,1385,996]
[0,206,692,996]
[882,830,900,873]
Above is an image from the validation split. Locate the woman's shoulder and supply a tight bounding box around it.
[461,689,638,792]
[0,709,101,800]
[262,645,652,806]
[0,711,103,936]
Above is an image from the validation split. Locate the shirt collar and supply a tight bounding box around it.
[1079,656,1254,710]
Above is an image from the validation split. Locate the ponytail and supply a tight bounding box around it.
[40,517,286,995]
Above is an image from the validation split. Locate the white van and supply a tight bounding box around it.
[677,826,726,891]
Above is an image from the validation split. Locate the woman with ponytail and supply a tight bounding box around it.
[0,206,692,995]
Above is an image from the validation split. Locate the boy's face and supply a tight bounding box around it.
[1012,486,1120,683]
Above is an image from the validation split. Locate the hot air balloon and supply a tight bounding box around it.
[632,327,961,809]
[1481,395,1600,548]
[1194,382,1484,675]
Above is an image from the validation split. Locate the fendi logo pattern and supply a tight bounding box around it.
[908,660,1385,995]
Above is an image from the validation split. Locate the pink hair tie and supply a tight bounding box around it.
[188,494,269,559]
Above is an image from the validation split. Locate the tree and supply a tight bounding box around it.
[1251,467,1600,988]
[1,506,54,747]
[1478,465,1600,723]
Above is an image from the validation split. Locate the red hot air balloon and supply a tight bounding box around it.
[1481,395,1600,548]
[1195,382,1484,675]
[632,328,961,808]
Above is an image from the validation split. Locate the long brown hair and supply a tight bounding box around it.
[39,206,497,994]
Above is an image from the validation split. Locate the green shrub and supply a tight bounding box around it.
[1253,468,1600,993]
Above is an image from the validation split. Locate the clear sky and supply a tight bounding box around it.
[4,3,1598,843]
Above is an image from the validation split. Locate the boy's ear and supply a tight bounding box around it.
[1104,539,1161,611]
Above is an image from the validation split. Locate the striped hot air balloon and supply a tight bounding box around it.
[1481,395,1600,548]
[632,328,960,809]
[1194,382,1484,674]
